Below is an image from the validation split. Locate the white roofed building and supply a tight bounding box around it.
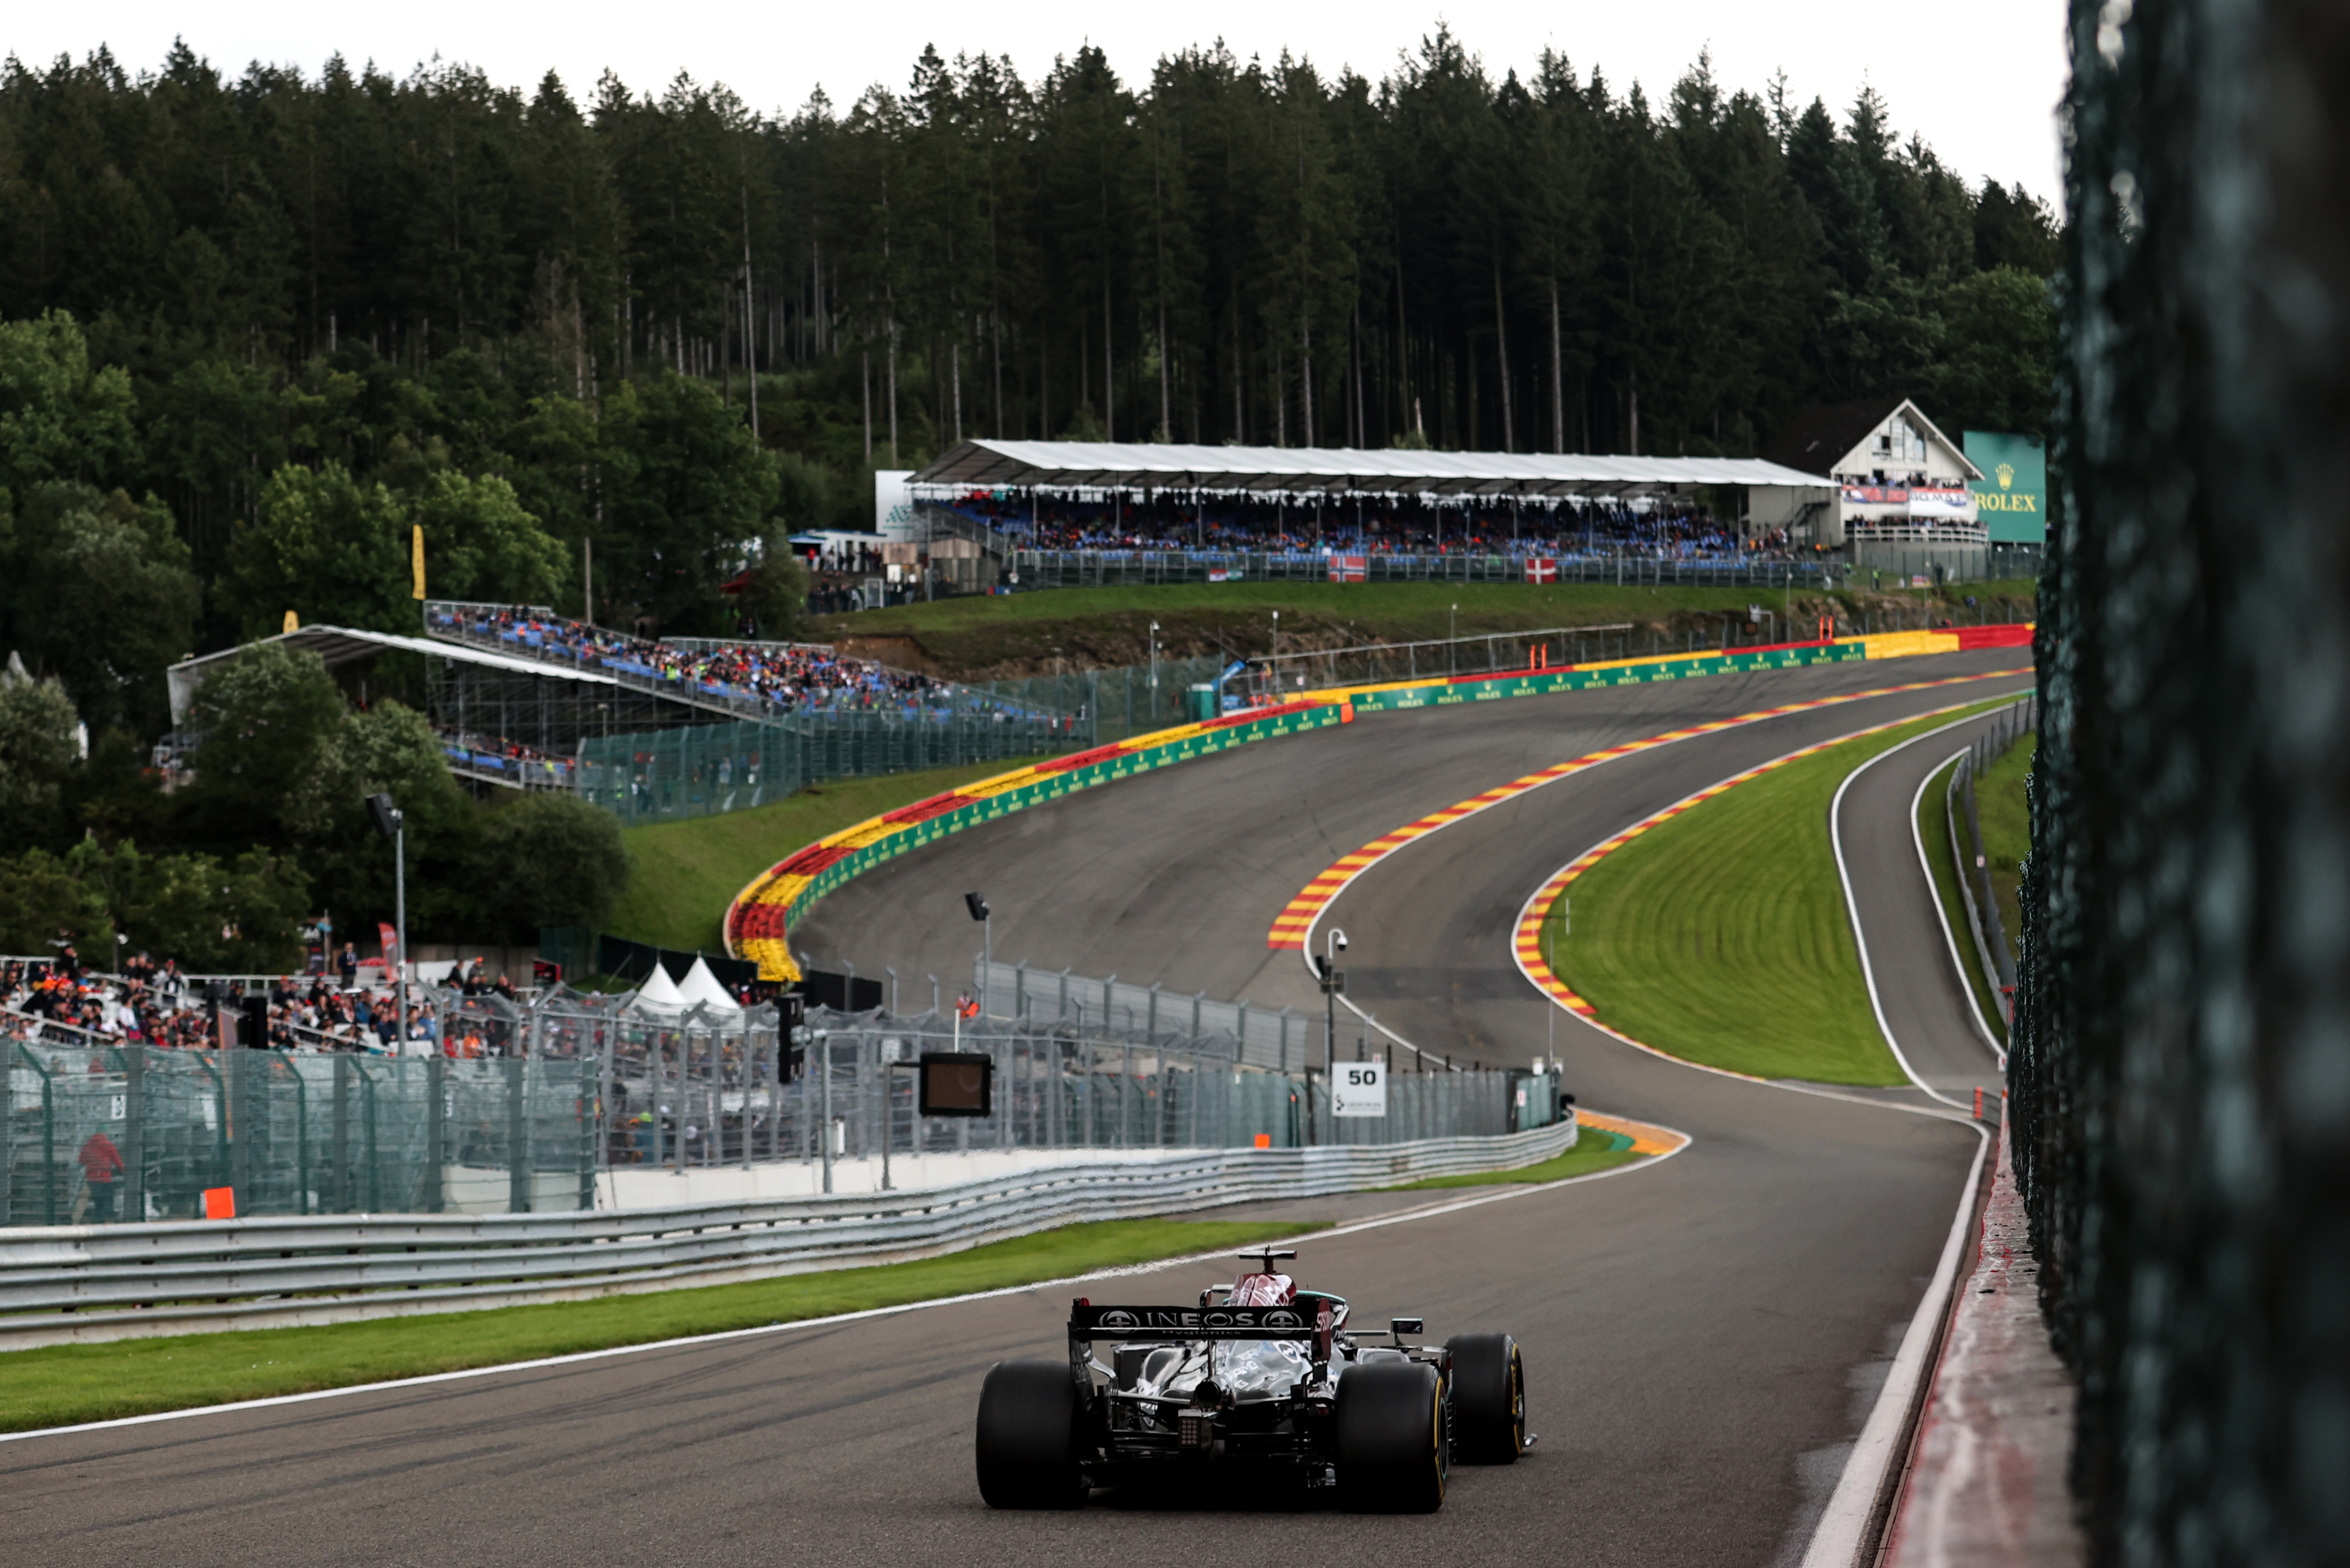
[1758,398,1986,549]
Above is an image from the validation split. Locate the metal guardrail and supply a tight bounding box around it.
[0,1121,1577,1345]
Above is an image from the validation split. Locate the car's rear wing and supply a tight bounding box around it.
[1069,1302,1329,1340]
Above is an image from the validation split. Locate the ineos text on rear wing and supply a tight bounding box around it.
[1069,1303,1330,1341]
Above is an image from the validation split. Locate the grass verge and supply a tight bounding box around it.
[1543,698,2016,1085]
[605,756,1050,952]
[1978,732,2035,942]
[1919,754,2008,1043]
[1387,1130,1644,1190]
[0,1217,1318,1436]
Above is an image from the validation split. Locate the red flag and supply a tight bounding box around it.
[1326,554,1366,583]
[377,923,400,966]
[1525,557,1559,584]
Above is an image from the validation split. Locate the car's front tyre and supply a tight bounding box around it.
[975,1360,1088,1509]
[1334,1361,1447,1512]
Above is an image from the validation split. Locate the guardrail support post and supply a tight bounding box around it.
[332,1053,351,1214]
[122,1045,146,1223]
[507,1055,530,1214]
[425,1055,446,1214]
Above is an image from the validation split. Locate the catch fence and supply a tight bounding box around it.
[571,708,1081,825]
[3,991,1551,1223]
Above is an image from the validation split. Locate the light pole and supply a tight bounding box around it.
[966,892,991,1016]
[1317,927,1348,1147]
[368,793,408,1049]
[1149,621,1160,721]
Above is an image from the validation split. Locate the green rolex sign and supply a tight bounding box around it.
[1963,430,2047,543]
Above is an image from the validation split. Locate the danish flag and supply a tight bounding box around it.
[1525,558,1559,584]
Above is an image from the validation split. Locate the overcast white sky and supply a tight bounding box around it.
[12,1,2071,206]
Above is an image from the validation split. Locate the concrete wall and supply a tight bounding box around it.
[1747,484,1843,545]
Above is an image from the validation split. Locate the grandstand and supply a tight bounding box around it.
[163,610,1090,823]
[906,438,1830,561]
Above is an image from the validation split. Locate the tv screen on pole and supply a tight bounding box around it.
[1963,431,2047,544]
[919,1053,993,1117]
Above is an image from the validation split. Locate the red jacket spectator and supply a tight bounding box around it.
[78,1131,123,1184]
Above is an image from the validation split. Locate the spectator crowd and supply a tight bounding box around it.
[945,492,1790,559]
[433,607,949,717]
[3,949,532,1059]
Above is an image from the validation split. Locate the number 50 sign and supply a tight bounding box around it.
[1332,1062,1387,1118]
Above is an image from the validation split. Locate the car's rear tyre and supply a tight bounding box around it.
[1335,1361,1447,1513]
[1448,1332,1526,1463]
[975,1360,1088,1509]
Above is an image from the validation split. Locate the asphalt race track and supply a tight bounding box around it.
[0,652,2029,1568]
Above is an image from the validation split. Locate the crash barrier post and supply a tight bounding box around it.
[0,1117,1580,1347]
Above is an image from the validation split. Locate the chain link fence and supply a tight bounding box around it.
[1,1041,596,1226]
[2008,1,2349,1559]
[6,984,1554,1221]
[573,708,1082,825]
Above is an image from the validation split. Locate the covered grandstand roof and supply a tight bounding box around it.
[166,624,620,726]
[908,439,1834,497]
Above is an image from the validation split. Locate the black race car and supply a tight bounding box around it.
[975,1248,1528,1512]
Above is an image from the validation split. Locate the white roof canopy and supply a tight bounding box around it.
[910,439,1834,498]
[165,623,621,727]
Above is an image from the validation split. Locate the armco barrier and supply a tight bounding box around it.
[0,1120,1577,1347]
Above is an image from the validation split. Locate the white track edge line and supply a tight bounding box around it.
[1798,1124,1991,1568]
[0,1141,1686,1446]
[1912,751,2009,1068]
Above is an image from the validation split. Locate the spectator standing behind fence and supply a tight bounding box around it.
[77,1130,124,1223]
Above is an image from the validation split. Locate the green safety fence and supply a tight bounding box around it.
[575,706,1087,826]
[1,1043,598,1225]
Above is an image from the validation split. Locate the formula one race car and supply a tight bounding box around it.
[975,1248,1528,1512]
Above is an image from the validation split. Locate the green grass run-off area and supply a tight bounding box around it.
[0,1218,1319,1436]
[1390,1129,1645,1190]
[1543,699,2017,1086]
[804,579,2040,682]
[604,756,1051,953]
[1977,732,2035,942]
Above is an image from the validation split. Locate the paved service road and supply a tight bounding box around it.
[1830,709,2014,1108]
[0,653,2029,1568]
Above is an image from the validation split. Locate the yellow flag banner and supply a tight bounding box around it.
[283,610,299,633]
[411,525,426,601]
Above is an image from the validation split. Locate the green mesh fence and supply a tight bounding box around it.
[1,1044,596,1224]
[575,708,1088,825]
